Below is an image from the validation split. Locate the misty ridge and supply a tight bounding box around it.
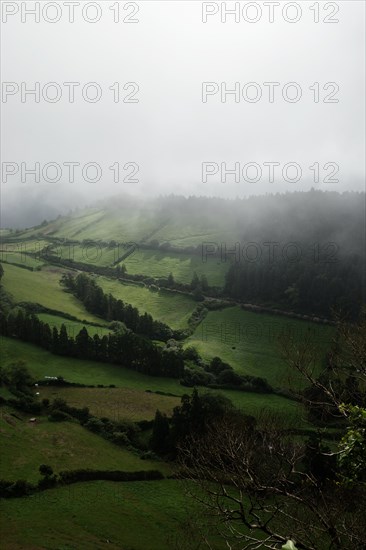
[2,188,365,257]
[2,188,364,321]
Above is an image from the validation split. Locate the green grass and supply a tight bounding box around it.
[52,243,120,267]
[155,228,240,248]
[16,210,106,240]
[186,306,333,389]
[37,314,110,338]
[15,205,242,248]
[97,277,197,330]
[0,238,50,249]
[1,264,105,324]
[27,208,159,242]
[37,386,181,422]
[0,479,224,550]
[0,253,46,269]
[0,336,307,425]
[122,248,228,287]
[0,336,186,393]
[0,407,167,483]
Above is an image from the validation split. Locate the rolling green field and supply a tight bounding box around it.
[186,306,333,388]
[0,336,183,393]
[122,248,229,286]
[0,253,46,269]
[21,208,160,242]
[14,205,242,249]
[36,386,303,426]
[1,263,105,325]
[38,386,181,422]
[0,238,50,251]
[153,224,240,249]
[0,406,166,483]
[0,336,307,425]
[52,243,120,267]
[97,277,197,330]
[0,210,332,549]
[0,238,51,269]
[37,313,110,338]
[0,479,223,550]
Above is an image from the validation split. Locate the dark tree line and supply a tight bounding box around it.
[61,272,174,341]
[0,309,184,378]
[224,252,363,319]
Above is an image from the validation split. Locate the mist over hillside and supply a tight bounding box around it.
[5,190,364,258]
[1,184,94,229]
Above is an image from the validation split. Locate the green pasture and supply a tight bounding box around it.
[1,263,105,324]
[0,407,166,483]
[0,479,224,550]
[122,248,229,287]
[0,337,307,426]
[186,306,333,388]
[97,277,197,330]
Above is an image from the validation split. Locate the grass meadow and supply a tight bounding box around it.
[37,386,181,422]
[0,406,167,483]
[121,248,229,287]
[186,306,333,388]
[0,336,307,426]
[0,479,225,550]
[1,263,105,324]
[97,277,197,330]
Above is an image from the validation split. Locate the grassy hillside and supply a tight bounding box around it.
[122,248,228,286]
[0,406,166,482]
[37,386,181,422]
[12,200,242,249]
[54,243,120,267]
[97,277,197,330]
[0,253,46,269]
[0,479,223,550]
[0,336,183,393]
[1,263,105,324]
[186,306,333,388]
[0,336,307,425]
[18,207,160,243]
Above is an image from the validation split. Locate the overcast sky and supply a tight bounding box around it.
[1,0,365,217]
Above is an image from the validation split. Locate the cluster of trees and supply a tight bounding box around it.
[181,352,272,393]
[150,389,233,456]
[224,253,363,319]
[61,273,174,341]
[0,309,184,378]
[152,271,210,301]
[0,360,34,395]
